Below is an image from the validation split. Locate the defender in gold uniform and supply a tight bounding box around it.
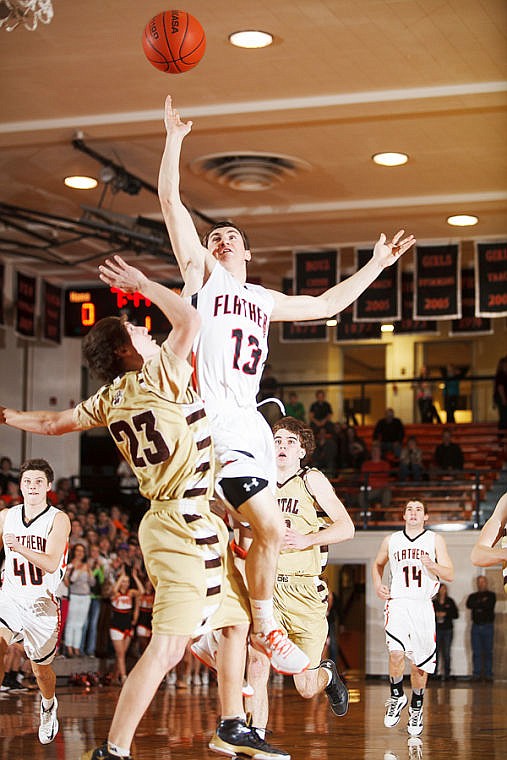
[246,417,354,735]
[1,257,288,760]
[471,492,507,593]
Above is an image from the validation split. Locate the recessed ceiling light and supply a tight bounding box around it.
[229,30,273,49]
[381,323,394,333]
[372,152,409,167]
[64,175,98,190]
[326,318,338,327]
[447,214,479,227]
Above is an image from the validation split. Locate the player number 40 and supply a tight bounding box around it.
[13,557,43,586]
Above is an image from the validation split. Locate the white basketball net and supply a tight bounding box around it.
[0,0,54,31]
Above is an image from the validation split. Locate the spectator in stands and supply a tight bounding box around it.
[358,441,392,513]
[343,399,359,427]
[309,389,334,436]
[440,363,468,424]
[64,543,93,657]
[312,427,338,479]
[433,429,464,473]
[373,408,405,460]
[284,390,306,421]
[76,495,92,516]
[69,517,88,550]
[414,366,441,424]
[466,575,496,682]
[0,455,18,495]
[82,544,106,657]
[433,583,458,680]
[493,355,507,436]
[398,436,425,482]
[97,510,115,541]
[2,480,22,507]
[341,425,367,470]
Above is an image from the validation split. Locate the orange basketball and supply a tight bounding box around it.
[142,10,206,74]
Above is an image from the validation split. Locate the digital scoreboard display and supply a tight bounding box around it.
[64,284,182,337]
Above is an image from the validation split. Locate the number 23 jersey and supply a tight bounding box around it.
[190,263,274,413]
[388,529,440,601]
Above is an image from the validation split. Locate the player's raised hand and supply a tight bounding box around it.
[98,255,147,294]
[373,230,416,268]
[164,95,193,139]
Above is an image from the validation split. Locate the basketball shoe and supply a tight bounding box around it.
[407,704,423,736]
[250,629,309,675]
[384,693,408,728]
[209,717,290,759]
[191,630,254,696]
[319,659,349,717]
[87,743,133,759]
[38,695,59,744]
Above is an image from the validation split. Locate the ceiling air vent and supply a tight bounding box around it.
[190,151,311,191]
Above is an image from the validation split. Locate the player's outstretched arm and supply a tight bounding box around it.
[471,492,507,567]
[270,230,415,322]
[0,405,80,436]
[98,255,200,360]
[158,95,215,294]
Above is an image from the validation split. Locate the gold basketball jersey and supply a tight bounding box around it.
[276,467,323,576]
[74,341,213,503]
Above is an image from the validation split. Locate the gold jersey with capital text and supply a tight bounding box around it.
[73,342,213,503]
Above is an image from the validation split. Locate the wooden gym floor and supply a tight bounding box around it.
[0,675,505,759]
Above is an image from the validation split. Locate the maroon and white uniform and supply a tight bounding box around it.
[0,504,68,663]
[384,529,439,673]
[190,263,277,498]
[109,592,134,641]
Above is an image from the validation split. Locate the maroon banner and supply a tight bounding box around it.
[475,242,507,317]
[450,268,492,336]
[43,281,62,343]
[335,303,381,341]
[414,244,460,319]
[16,271,36,338]
[0,262,4,326]
[279,277,328,342]
[395,272,438,334]
[354,248,400,321]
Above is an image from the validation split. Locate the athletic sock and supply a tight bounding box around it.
[319,664,332,686]
[390,676,404,697]
[108,742,131,758]
[41,696,55,710]
[411,688,424,709]
[250,598,276,634]
[221,713,246,722]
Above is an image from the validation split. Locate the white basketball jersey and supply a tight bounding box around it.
[2,504,68,599]
[388,529,440,600]
[190,264,274,413]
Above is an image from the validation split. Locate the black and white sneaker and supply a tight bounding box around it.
[209,717,290,759]
[407,705,423,736]
[384,693,408,728]
[85,742,133,759]
[38,695,59,744]
[319,660,349,717]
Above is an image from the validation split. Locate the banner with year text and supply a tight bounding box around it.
[354,248,400,321]
[15,271,37,338]
[475,242,507,317]
[395,272,438,334]
[43,281,62,343]
[414,244,460,319]
[450,268,492,336]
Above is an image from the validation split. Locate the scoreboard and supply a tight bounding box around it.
[64,284,182,337]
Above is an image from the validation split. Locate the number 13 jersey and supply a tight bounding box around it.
[388,529,440,601]
[190,263,274,414]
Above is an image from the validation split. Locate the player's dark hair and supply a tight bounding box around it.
[273,416,316,459]
[202,220,250,251]
[19,458,54,484]
[82,316,131,384]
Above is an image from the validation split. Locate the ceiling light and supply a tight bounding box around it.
[447,214,479,227]
[381,323,394,333]
[229,30,273,49]
[372,152,409,167]
[64,175,98,190]
[326,318,338,327]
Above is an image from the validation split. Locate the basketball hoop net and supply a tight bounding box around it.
[0,0,53,31]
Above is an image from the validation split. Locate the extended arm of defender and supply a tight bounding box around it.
[470,493,507,567]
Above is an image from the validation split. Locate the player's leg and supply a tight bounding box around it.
[384,650,408,727]
[245,645,271,730]
[0,636,8,686]
[407,665,427,737]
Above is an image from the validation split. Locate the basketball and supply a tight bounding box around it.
[142,10,206,74]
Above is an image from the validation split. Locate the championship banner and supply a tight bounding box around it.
[294,249,338,312]
[15,271,36,338]
[279,277,328,343]
[335,303,381,342]
[354,248,400,322]
[475,242,507,317]
[450,268,492,336]
[43,281,62,343]
[414,244,460,320]
[0,262,4,326]
[395,272,438,334]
